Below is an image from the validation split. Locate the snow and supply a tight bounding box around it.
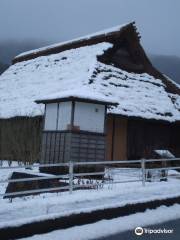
[20,204,180,240]
[169,93,180,111]
[0,161,53,196]
[91,62,180,122]
[1,41,180,122]
[155,150,175,158]
[0,165,180,229]
[15,23,129,59]
[174,95,180,111]
[163,75,180,112]
[36,88,118,105]
[0,43,111,118]
[164,74,180,89]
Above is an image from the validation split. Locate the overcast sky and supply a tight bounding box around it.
[0,0,180,56]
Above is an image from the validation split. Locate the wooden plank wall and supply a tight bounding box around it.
[0,117,42,163]
[71,133,105,162]
[106,116,113,161]
[40,131,105,174]
[113,117,127,160]
[41,132,72,164]
[106,115,127,160]
[41,131,105,164]
[106,116,180,161]
[127,119,180,159]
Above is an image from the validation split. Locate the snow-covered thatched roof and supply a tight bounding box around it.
[0,23,180,122]
[36,88,118,106]
[14,23,129,61]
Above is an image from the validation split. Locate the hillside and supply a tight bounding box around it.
[150,55,180,84]
[0,41,49,64]
[0,41,49,74]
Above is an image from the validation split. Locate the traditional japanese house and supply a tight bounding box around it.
[0,22,180,165]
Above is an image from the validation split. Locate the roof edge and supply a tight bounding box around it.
[12,22,138,64]
[35,96,118,106]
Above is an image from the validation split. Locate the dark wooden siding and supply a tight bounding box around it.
[71,133,105,162]
[40,131,105,174]
[106,116,114,161]
[41,131,105,164]
[127,119,180,159]
[41,132,71,164]
[0,117,42,163]
[1,116,180,165]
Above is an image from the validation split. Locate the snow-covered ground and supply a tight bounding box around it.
[20,204,180,240]
[0,161,53,195]
[0,162,180,229]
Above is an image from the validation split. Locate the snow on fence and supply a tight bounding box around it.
[0,158,180,198]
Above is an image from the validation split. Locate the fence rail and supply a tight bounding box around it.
[0,158,180,198]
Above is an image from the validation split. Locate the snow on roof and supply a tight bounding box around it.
[15,23,130,59]
[36,88,118,105]
[164,74,180,89]
[169,93,180,112]
[0,41,180,122]
[154,150,175,158]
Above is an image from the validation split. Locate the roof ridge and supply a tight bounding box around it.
[12,22,136,64]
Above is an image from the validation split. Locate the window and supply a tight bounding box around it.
[44,103,58,130]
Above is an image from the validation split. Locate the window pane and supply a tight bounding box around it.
[44,103,58,130]
[57,102,72,130]
[74,102,105,133]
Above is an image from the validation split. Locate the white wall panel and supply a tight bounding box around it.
[44,103,58,130]
[74,102,105,133]
[57,102,72,130]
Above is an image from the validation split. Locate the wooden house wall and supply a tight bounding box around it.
[170,124,180,157]
[106,115,180,161]
[41,131,105,164]
[106,116,113,160]
[106,115,127,160]
[0,117,42,163]
[1,115,180,164]
[40,131,105,174]
[113,117,127,160]
[127,119,180,159]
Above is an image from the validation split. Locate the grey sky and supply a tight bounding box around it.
[0,0,180,56]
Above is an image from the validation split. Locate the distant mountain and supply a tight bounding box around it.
[0,40,50,74]
[150,55,180,84]
[0,40,50,65]
[0,41,180,85]
[0,61,9,74]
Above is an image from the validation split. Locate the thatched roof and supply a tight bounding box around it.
[13,22,135,63]
[0,22,180,122]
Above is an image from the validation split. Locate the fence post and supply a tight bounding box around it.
[69,161,74,194]
[141,159,146,186]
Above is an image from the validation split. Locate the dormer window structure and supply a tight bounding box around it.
[36,90,117,172]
